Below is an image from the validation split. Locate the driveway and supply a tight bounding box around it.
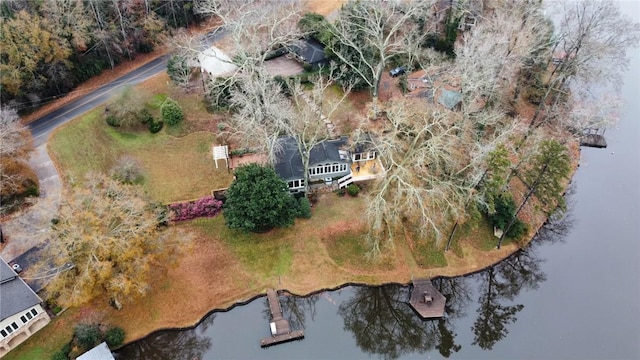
[263,55,305,77]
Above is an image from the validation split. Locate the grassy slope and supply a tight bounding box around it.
[49,109,233,204]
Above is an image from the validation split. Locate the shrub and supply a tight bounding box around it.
[488,193,528,239]
[24,185,39,197]
[105,115,120,127]
[73,324,100,351]
[51,343,71,360]
[161,98,184,126]
[148,120,163,133]
[346,184,360,197]
[169,195,224,221]
[111,156,144,185]
[138,108,154,124]
[105,327,125,348]
[506,219,528,239]
[296,196,312,219]
[334,188,346,197]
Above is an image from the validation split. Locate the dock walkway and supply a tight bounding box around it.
[408,279,446,319]
[260,289,305,347]
[580,134,607,148]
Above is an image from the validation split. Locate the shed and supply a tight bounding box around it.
[77,342,114,360]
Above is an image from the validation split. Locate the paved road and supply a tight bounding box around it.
[28,55,169,147]
[1,29,225,262]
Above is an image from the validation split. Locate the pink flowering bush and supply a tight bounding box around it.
[168,195,223,222]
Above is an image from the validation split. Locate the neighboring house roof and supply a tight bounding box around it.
[274,136,349,180]
[77,342,115,360]
[0,258,42,322]
[197,46,238,76]
[438,89,463,110]
[290,38,326,65]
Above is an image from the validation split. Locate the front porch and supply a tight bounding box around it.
[350,158,385,182]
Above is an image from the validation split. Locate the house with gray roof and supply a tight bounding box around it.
[289,38,329,70]
[275,136,351,193]
[0,257,51,357]
[274,134,385,193]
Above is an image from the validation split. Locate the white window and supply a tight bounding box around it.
[354,153,362,161]
[5,326,13,334]
[11,323,18,330]
[31,308,37,316]
[20,315,27,324]
[26,312,32,320]
[0,329,7,337]
[340,164,347,172]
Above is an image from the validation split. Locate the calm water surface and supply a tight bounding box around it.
[118,4,640,359]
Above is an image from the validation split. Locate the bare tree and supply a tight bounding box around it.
[221,70,295,162]
[195,0,304,69]
[0,106,37,214]
[530,0,640,129]
[0,106,31,158]
[39,173,191,309]
[325,0,432,109]
[454,1,552,112]
[548,0,640,91]
[364,98,474,254]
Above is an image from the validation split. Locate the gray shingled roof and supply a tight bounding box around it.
[77,342,115,360]
[274,136,304,181]
[0,258,42,322]
[274,136,349,181]
[291,38,326,65]
[309,136,348,165]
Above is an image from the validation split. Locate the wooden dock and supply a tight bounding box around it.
[408,279,446,319]
[580,134,607,148]
[260,289,305,348]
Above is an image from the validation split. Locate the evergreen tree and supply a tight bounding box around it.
[224,164,297,232]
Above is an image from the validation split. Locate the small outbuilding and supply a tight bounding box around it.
[77,342,115,360]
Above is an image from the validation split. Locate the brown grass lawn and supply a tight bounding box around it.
[5,191,526,359]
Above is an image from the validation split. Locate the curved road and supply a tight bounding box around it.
[29,55,169,147]
[1,29,225,262]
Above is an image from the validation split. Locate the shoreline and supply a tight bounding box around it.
[117,227,537,347]
[114,145,581,347]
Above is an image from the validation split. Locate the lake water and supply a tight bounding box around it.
[117,4,640,359]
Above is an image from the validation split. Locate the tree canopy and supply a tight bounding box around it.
[42,173,189,309]
[224,163,297,232]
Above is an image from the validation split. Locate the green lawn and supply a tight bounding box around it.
[49,108,233,203]
[193,216,294,280]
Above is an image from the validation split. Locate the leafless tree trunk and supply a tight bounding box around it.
[326,0,432,111]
